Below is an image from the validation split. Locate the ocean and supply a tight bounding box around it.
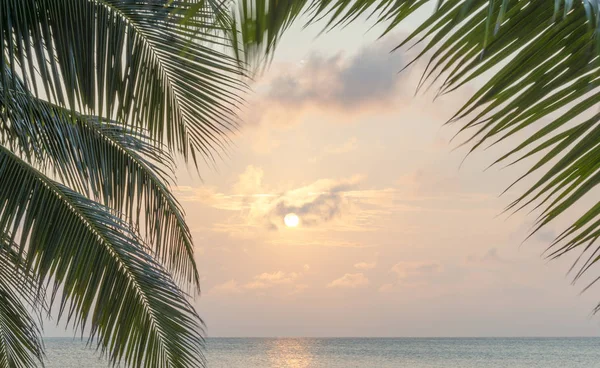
[44,337,600,367]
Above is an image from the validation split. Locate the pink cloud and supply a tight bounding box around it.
[327,273,370,288]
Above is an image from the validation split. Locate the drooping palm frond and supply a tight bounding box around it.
[1,73,198,288]
[228,0,600,305]
[0,146,206,367]
[0,0,245,164]
[0,0,252,365]
[0,238,45,368]
[228,0,311,71]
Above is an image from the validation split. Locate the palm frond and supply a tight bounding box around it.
[0,146,205,367]
[228,0,311,71]
[0,237,45,368]
[1,0,246,164]
[0,287,44,368]
[227,0,422,69]
[1,76,199,288]
[229,0,600,306]
[391,0,600,297]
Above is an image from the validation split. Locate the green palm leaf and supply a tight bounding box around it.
[0,146,205,367]
[1,77,199,288]
[228,0,311,71]
[0,238,45,368]
[0,0,253,365]
[1,0,245,164]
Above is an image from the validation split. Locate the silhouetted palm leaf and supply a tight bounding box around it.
[0,0,248,366]
[0,238,45,368]
[1,74,198,287]
[1,0,244,164]
[0,147,206,367]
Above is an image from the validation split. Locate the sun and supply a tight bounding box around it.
[284,213,300,228]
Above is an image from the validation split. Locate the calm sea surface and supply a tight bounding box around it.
[44,337,600,367]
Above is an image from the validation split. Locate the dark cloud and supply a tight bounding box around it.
[467,248,511,265]
[266,38,405,110]
[481,248,508,263]
[269,183,352,227]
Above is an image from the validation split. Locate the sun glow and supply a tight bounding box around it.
[284,213,300,228]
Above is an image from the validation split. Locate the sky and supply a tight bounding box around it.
[42,12,600,338]
[166,16,600,338]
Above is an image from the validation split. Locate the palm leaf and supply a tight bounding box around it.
[0,75,199,288]
[0,237,45,368]
[228,0,311,71]
[0,0,245,164]
[0,146,205,367]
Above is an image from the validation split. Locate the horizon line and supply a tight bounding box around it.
[43,335,600,339]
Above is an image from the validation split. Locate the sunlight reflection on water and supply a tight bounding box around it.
[44,337,600,367]
[266,338,314,368]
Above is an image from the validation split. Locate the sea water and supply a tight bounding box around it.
[44,337,600,367]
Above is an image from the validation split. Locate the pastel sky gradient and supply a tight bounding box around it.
[44,12,600,338]
[168,15,600,338]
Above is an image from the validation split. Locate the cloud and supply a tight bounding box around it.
[175,166,402,234]
[241,36,408,129]
[210,270,305,295]
[354,261,377,270]
[481,248,508,263]
[237,172,366,230]
[267,40,405,111]
[391,261,442,280]
[269,186,349,228]
[233,165,264,194]
[253,271,299,284]
[327,273,370,288]
[257,175,401,231]
[466,248,511,265]
[243,271,302,291]
[177,163,485,239]
[243,280,272,290]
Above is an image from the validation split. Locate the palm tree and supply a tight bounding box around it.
[0,1,244,367]
[228,0,600,310]
[4,0,599,366]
